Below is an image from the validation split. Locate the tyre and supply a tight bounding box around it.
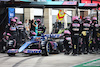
[8,53,15,56]
[42,42,50,56]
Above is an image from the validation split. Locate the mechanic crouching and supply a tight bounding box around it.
[63,28,72,55]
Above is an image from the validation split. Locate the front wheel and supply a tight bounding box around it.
[42,42,50,56]
[8,53,15,56]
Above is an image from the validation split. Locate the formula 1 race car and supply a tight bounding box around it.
[18,34,62,56]
[7,33,63,56]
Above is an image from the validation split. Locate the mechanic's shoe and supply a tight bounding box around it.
[64,51,70,55]
[64,52,69,55]
[90,50,97,54]
[72,54,77,56]
[89,50,93,54]
[77,52,82,55]
[89,51,95,54]
[84,51,88,54]
[72,53,77,56]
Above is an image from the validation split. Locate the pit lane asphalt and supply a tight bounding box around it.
[0,53,99,67]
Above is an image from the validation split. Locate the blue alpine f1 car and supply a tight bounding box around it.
[7,34,63,56]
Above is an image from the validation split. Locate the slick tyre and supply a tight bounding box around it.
[8,53,15,56]
[42,42,49,56]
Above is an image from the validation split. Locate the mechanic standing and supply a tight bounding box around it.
[90,17,99,53]
[54,19,59,33]
[95,25,100,53]
[69,16,82,56]
[17,21,26,45]
[24,19,30,39]
[30,19,37,36]
[24,19,29,32]
[81,18,91,54]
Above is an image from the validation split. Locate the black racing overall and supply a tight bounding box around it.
[9,25,17,42]
[94,24,99,51]
[70,21,82,55]
[90,22,99,52]
[17,24,25,44]
[81,21,90,53]
[38,24,46,36]
[64,32,71,54]
[54,22,64,33]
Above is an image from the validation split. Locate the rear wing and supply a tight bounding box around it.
[44,34,64,39]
